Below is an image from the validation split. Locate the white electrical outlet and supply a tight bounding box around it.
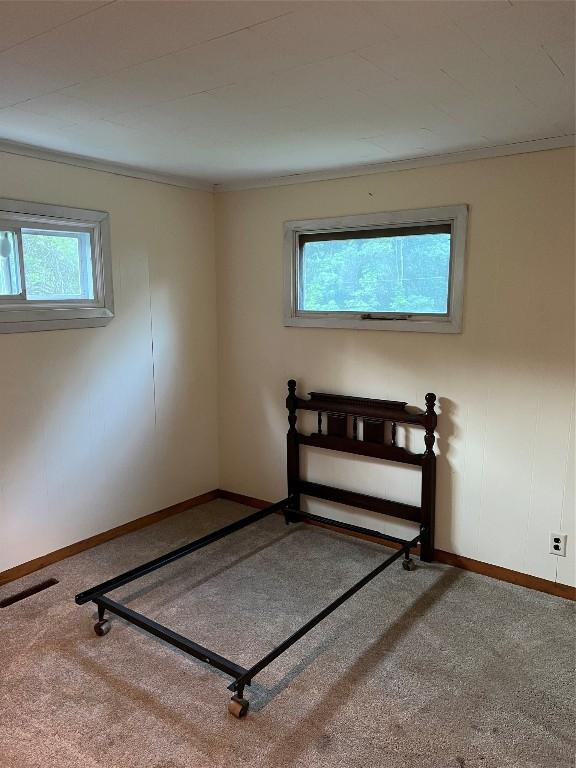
[549,533,567,557]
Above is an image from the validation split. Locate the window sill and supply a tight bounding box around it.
[284,314,462,333]
[0,306,114,333]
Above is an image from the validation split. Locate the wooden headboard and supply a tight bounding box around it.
[285,380,437,561]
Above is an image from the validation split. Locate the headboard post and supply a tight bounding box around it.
[286,379,300,518]
[420,392,437,561]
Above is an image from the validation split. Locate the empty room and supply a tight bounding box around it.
[0,1,574,767]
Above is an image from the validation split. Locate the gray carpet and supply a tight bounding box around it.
[0,499,574,768]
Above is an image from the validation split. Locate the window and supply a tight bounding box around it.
[284,205,467,333]
[0,198,113,333]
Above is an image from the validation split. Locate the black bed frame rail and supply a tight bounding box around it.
[75,380,437,718]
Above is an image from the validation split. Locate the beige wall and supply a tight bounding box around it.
[215,148,575,587]
[2,147,573,586]
[0,152,219,572]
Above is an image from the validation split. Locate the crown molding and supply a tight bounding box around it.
[1,133,573,193]
[215,134,576,192]
[0,138,212,191]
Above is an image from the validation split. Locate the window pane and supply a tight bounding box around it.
[0,231,22,296]
[21,230,94,301]
[300,232,451,314]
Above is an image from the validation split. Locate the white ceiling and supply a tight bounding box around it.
[0,0,574,186]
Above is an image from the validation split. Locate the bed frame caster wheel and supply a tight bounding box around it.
[228,695,249,719]
[94,619,111,636]
[402,558,416,571]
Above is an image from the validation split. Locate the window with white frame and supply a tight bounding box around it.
[284,205,467,333]
[0,198,113,333]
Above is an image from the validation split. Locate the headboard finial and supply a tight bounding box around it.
[425,392,436,412]
[424,393,437,456]
[288,379,296,392]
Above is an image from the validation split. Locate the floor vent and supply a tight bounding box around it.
[0,578,59,607]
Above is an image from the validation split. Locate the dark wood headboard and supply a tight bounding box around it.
[285,380,437,561]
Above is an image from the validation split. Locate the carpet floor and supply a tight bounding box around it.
[0,499,574,768]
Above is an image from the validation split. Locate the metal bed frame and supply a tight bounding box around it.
[75,380,437,718]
